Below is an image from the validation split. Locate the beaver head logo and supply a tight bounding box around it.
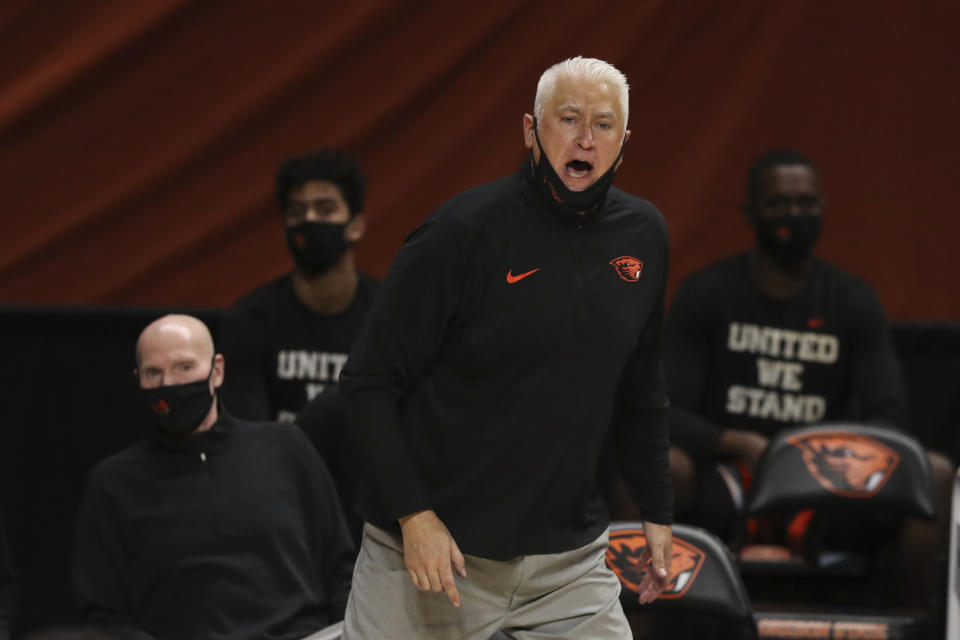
[148,398,170,416]
[609,256,643,282]
[606,529,705,599]
[786,431,900,498]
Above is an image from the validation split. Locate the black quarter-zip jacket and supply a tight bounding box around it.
[341,160,673,560]
[73,407,355,640]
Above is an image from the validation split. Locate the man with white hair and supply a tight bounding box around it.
[73,314,355,640]
[340,57,673,639]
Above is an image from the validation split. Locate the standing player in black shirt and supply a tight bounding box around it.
[218,149,376,423]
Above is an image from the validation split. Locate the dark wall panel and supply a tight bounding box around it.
[0,1,957,318]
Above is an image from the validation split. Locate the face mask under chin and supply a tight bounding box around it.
[530,117,624,215]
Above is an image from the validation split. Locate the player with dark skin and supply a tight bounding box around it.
[669,159,954,611]
[711,163,825,473]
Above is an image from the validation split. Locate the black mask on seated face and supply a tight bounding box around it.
[531,116,624,215]
[753,214,822,269]
[139,363,215,441]
[286,221,348,275]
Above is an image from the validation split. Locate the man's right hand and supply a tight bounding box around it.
[716,429,769,473]
[398,509,467,608]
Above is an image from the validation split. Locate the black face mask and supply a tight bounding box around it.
[753,214,822,269]
[286,221,348,275]
[531,117,624,215]
[139,367,215,441]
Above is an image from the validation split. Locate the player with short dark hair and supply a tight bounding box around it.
[744,148,819,204]
[274,147,368,216]
[665,148,953,611]
[218,148,377,423]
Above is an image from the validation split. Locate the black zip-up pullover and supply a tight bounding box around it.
[73,407,355,639]
[341,161,672,560]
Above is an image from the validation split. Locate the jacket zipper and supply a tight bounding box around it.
[199,451,222,499]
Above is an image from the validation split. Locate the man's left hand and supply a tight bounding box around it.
[636,521,672,605]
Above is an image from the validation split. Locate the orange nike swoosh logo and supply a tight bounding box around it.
[506,268,540,284]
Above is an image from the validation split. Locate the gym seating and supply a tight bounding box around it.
[741,423,936,639]
[606,521,757,639]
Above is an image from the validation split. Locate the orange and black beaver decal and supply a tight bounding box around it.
[609,256,643,282]
[606,529,705,599]
[786,431,900,498]
[149,398,170,415]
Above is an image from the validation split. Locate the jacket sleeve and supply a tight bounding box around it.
[847,282,911,430]
[217,309,272,421]
[611,226,673,525]
[73,470,155,640]
[297,388,364,546]
[292,427,356,623]
[663,277,726,461]
[0,508,16,640]
[339,217,469,523]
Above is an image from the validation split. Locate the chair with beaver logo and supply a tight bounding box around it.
[605,521,757,639]
[741,422,937,639]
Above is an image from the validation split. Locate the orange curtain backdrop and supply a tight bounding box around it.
[1,0,957,318]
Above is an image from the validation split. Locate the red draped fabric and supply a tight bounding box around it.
[1,0,957,317]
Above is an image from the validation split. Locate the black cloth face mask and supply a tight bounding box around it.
[753,214,823,269]
[286,221,348,275]
[531,116,625,215]
[139,364,216,441]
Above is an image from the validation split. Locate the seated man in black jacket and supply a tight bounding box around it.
[73,314,355,640]
[218,148,377,424]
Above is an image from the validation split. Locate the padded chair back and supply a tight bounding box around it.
[606,521,754,627]
[745,423,935,519]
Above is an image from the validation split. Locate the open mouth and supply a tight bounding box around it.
[566,160,593,179]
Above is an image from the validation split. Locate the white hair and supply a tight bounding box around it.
[534,56,629,130]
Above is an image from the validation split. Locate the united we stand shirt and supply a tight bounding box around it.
[664,253,908,457]
[218,272,378,422]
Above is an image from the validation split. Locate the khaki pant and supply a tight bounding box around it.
[343,524,630,640]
